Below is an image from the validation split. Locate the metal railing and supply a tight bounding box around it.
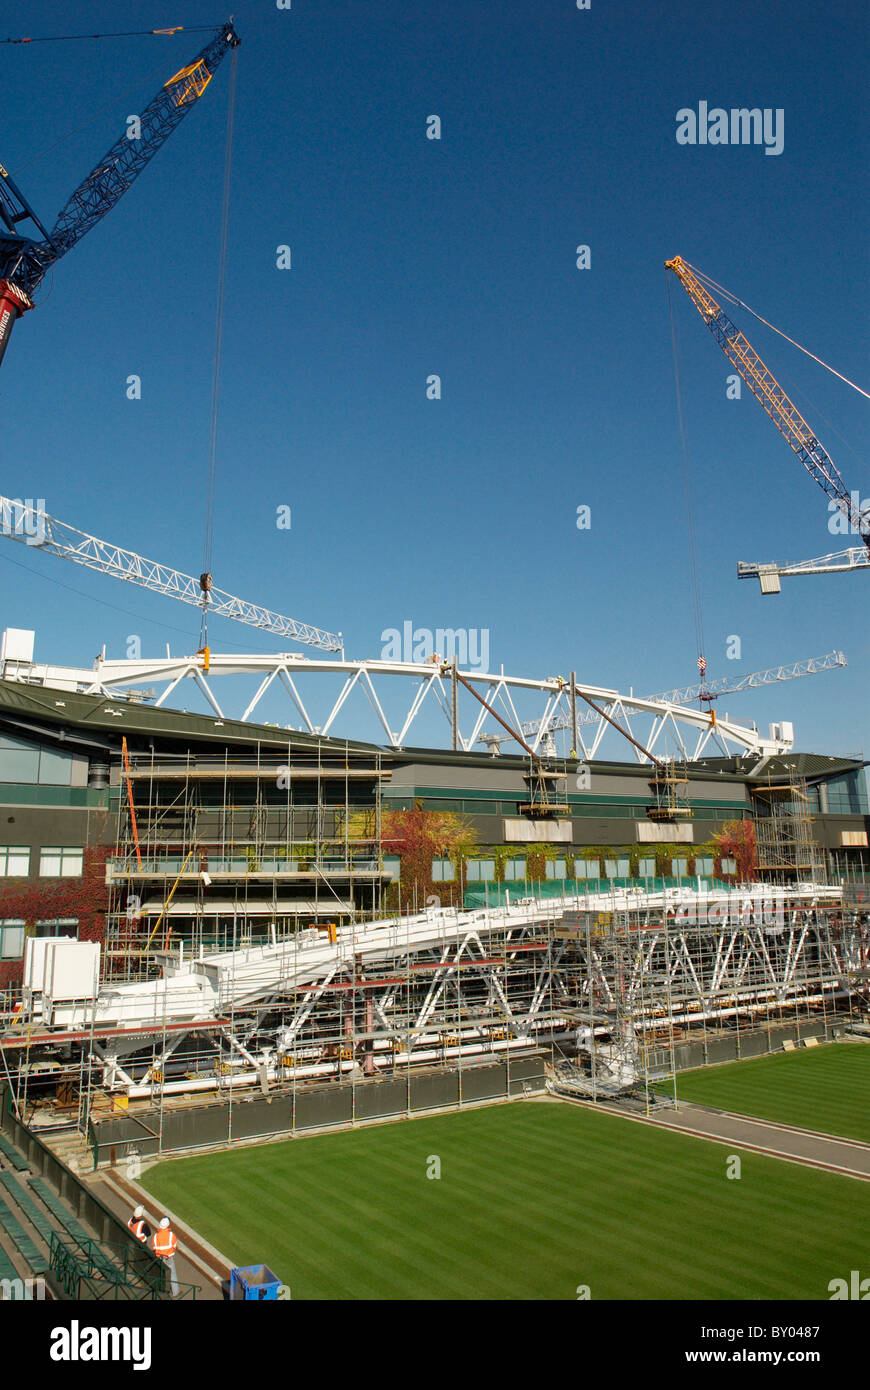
[49,1231,196,1300]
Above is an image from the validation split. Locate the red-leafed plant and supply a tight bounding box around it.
[382,802,477,910]
[0,846,111,989]
[712,819,757,883]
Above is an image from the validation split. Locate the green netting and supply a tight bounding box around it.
[463,876,734,908]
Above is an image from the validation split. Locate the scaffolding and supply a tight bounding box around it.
[4,854,868,1148]
[754,773,826,883]
[550,889,869,1105]
[105,738,387,973]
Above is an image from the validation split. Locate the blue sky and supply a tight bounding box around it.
[1,0,867,756]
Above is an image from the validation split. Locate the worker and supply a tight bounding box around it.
[127,1205,151,1245]
[152,1216,179,1297]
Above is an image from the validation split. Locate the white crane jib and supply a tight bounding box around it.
[0,496,342,652]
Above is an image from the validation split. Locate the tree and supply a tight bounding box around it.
[382,802,477,909]
[712,819,757,883]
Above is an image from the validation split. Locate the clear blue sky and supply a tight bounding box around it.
[1,0,867,756]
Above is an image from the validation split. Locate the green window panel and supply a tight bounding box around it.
[39,847,84,878]
[503,858,526,881]
[0,846,30,877]
[0,920,25,960]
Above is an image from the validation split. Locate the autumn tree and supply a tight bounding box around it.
[712,819,757,883]
[382,802,477,909]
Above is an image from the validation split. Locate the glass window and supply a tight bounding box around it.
[432,857,454,882]
[466,859,495,882]
[696,857,714,875]
[721,857,737,874]
[0,735,39,783]
[604,860,618,878]
[38,748,74,786]
[0,846,30,876]
[545,858,567,880]
[0,920,25,960]
[503,858,526,881]
[638,858,656,878]
[39,847,84,878]
[35,920,78,939]
[576,860,596,879]
[672,858,688,876]
[383,855,401,880]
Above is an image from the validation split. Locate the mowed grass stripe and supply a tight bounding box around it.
[141,1100,870,1300]
[665,1043,870,1141]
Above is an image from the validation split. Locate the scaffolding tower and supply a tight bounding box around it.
[753,773,826,883]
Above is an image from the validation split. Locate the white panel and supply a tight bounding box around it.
[23,936,52,992]
[635,821,695,843]
[840,829,868,847]
[44,940,101,1003]
[503,818,572,843]
[1,628,35,662]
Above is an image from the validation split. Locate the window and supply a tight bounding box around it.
[604,860,619,879]
[545,858,567,880]
[466,859,495,882]
[432,857,454,882]
[0,920,25,960]
[672,858,688,876]
[637,858,656,878]
[0,846,30,877]
[0,735,74,786]
[39,847,84,878]
[696,857,714,875]
[35,920,78,939]
[576,860,597,879]
[503,858,526,881]
[383,855,401,880]
[721,857,737,874]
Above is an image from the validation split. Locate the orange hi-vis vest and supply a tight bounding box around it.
[153,1226,178,1259]
[127,1216,147,1244]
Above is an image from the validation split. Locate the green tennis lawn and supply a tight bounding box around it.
[141,1098,870,1300]
[664,1043,870,1142]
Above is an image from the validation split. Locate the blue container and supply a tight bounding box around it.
[230,1264,282,1300]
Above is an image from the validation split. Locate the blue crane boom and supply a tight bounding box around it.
[0,22,239,364]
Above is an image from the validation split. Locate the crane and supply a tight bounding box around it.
[0,496,343,653]
[519,651,847,739]
[0,21,240,367]
[665,256,870,591]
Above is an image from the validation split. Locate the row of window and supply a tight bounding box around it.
[435,856,733,882]
[0,919,78,960]
[0,846,83,878]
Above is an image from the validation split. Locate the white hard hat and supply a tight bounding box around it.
[159,1217,171,1229]
[133,1205,144,1219]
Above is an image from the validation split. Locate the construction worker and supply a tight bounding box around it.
[127,1205,151,1245]
[152,1216,179,1297]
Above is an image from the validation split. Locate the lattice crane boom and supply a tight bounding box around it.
[520,651,847,737]
[0,497,343,652]
[0,22,240,364]
[665,256,869,547]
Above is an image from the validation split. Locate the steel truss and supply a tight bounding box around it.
[5,890,866,1116]
[0,648,794,761]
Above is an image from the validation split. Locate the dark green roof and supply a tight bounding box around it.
[0,680,382,757]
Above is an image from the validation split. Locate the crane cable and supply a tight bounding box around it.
[667,273,709,701]
[199,46,238,663]
[683,259,870,402]
[1,27,220,44]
